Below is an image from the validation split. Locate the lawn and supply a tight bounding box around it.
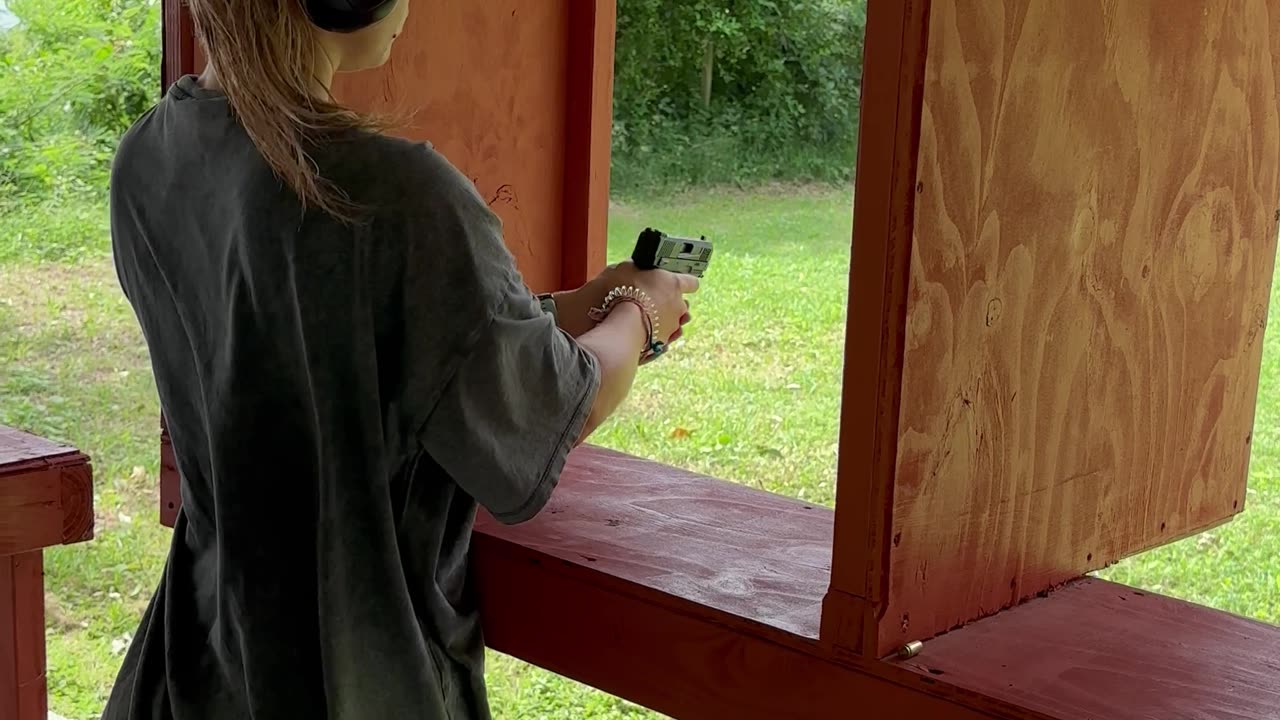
[1,187,1277,719]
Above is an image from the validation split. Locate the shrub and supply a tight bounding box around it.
[0,0,160,201]
[611,0,867,192]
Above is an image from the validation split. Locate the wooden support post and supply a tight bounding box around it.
[161,0,195,94]
[559,0,617,290]
[0,552,46,720]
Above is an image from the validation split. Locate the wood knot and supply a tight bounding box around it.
[985,298,1003,327]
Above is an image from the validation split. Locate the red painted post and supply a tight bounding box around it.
[0,552,47,720]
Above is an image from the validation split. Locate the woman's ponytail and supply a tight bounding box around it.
[188,0,374,221]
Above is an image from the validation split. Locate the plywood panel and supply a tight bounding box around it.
[876,0,1280,654]
[331,1,573,292]
[165,0,613,293]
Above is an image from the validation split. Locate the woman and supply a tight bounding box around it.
[103,1,696,718]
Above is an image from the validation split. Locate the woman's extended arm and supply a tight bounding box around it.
[573,302,646,444]
[559,263,698,444]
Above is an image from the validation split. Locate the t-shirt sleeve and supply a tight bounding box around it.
[423,285,600,524]
[380,144,600,524]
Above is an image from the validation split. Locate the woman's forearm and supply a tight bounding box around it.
[574,303,646,444]
[551,288,598,339]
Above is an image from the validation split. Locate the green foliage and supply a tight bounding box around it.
[0,0,159,201]
[611,0,867,192]
[0,0,865,203]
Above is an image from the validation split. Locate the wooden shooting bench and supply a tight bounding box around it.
[0,426,93,720]
[159,1,1280,718]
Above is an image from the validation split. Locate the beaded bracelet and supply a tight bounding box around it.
[587,285,666,361]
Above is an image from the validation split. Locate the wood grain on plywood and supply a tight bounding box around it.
[880,0,1280,653]
[158,1,614,520]
[331,1,572,292]
[900,579,1280,720]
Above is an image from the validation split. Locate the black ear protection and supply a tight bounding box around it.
[304,0,398,33]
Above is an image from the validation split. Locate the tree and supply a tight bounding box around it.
[611,0,868,190]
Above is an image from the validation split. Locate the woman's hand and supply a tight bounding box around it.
[569,262,699,444]
[559,261,697,345]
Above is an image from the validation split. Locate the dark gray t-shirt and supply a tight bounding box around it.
[102,76,599,720]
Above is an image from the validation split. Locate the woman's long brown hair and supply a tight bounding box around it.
[187,0,374,221]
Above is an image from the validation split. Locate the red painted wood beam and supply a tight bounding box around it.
[901,578,1280,720]
[159,419,179,528]
[0,553,46,720]
[471,447,1280,720]
[1,426,94,720]
[0,427,93,556]
[471,448,1054,720]
[473,534,1050,720]
[559,0,616,290]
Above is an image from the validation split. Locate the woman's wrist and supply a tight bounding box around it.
[600,300,648,353]
[587,286,666,363]
[548,289,597,338]
[551,275,670,363]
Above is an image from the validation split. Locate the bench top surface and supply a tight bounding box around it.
[0,426,80,474]
[899,578,1280,720]
[475,445,832,641]
[478,447,1280,720]
[0,425,93,554]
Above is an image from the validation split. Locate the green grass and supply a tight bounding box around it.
[2,186,1278,719]
[593,188,853,503]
